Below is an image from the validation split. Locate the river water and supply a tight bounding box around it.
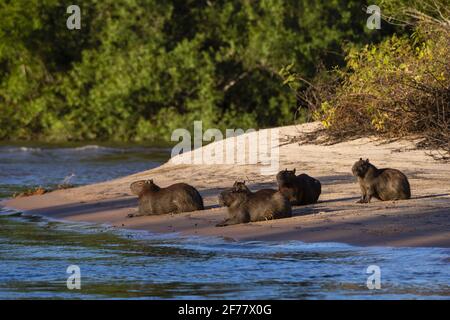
[0,145,449,299]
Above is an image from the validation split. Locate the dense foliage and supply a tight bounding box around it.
[0,0,390,142]
[309,0,450,158]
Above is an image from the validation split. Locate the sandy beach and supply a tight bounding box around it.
[3,122,450,248]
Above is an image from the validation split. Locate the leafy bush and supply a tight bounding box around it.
[316,15,449,158]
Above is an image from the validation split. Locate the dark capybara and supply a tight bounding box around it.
[128,180,204,217]
[276,169,321,205]
[216,181,291,227]
[352,158,411,203]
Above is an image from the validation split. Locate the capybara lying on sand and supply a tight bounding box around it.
[216,181,291,227]
[217,181,277,207]
[276,169,321,205]
[128,180,204,217]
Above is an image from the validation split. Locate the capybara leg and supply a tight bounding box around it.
[216,218,239,227]
[356,184,367,203]
[365,187,376,203]
[356,193,371,203]
[356,193,372,204]
[356,191,368,203]
[356,197,365,204]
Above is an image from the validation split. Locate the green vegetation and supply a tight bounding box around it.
[282,0,450,159]
[0,0,393,142]
[319,22,449,138]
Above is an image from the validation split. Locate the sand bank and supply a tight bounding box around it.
[3,122,449,247]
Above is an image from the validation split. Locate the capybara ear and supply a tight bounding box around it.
[365,159,370,163]
[293,168,296,174]
[359,157,363,161]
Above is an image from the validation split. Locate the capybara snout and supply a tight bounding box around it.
[130,179,157,196]
[217,181,250,207]
[218,190,235,207]
[352,159,371,178]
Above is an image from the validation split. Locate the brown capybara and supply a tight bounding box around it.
[276,169,321,205]
[216,181,291,227]
[352,158,411,203]
[217,181,277,207]
[128,180,204,217]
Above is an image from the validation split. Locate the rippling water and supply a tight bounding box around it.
[0,144,169,198]
[0,145,449,299]
[0,211,448,299]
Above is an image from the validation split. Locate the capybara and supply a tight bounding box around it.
[216,181,291,227]
[352,158,411,203]
[217,181,277,207]
[128,180,204,217]
[276,169,321,205]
